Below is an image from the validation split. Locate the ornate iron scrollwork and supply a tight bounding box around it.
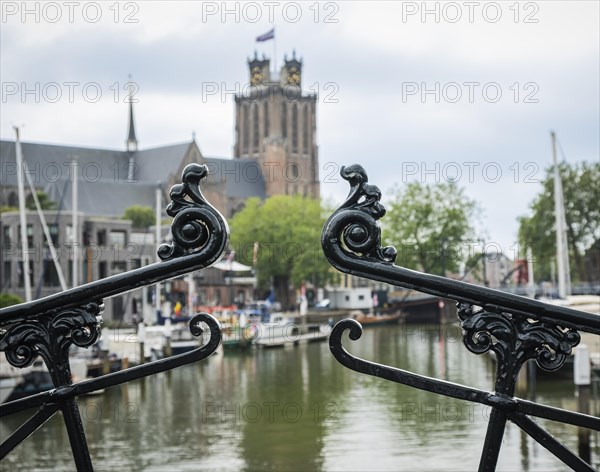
[458,303,580,377]
[322,164,396,264]
[0,301,102,384]
[323,164,599,472]
[158,163,223,260]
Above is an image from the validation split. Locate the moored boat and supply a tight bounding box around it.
[350,310,403,327]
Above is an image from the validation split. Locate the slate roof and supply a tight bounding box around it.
[0,140,129,187]
[1,140,267,216]
[134,142,191,183]
[204,156,266,199]
[43,178,158,217]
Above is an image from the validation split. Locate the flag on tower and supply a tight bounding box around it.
[256,28,274,42]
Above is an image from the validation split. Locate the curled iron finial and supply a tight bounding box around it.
[158,163,228,261]
[321,164,397,266]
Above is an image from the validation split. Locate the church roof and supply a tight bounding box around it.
[1,140,266,216]
[204,156,266,200]
[132,142,192,183]
[43,178,157,217]
[0,140,129,187]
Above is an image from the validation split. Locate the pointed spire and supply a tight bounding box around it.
[126,74,138,152]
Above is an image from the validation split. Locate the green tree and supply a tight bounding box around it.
[383,181,479,275]
[123,205,155,229]
[518,161,599,283]
[0,206,18,214]
[26,191,56,210]
[0,293,23,308]
[230,195,331,307]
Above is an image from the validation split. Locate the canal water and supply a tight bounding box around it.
[1,323,597,471]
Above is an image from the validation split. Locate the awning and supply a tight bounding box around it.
[212,260,253,272]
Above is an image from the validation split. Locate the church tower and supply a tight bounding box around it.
[234,52,319,199]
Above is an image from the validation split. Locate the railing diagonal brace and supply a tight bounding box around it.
[511,412,595,472]
[0,403,60,460]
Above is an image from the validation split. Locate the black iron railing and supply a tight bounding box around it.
[322,164,600,472]
[0,164,228,471]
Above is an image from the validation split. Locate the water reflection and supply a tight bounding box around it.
[1,324,596,471]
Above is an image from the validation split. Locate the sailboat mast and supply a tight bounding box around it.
[14,127,32,301]
[155,183,162,324]
[551,131,571,298]
[71,156,79,288]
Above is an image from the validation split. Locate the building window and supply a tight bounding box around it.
[3,225,12,245]
[243,104,249,153]
[111,261,127,274]
[130,232,149,246]
[18,224,34,247]
[112,296,124,321]
[264,101,269,137]
[17,261,34,288]
[252,104,259,152]
[97,229,107,246]
[302,105,309,152]
[43,259,60,287]
[99,261,107,279]
[46,224,59,247]
[131,258,142,270]
[3,261,11,288]
[109,230,126,247]
[291,104,298,152]
[281,102,287,138]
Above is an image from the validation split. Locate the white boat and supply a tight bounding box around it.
[0,375,20,404]
[252,316,330,348]
[1,353,25,403]
[0,354,54,403]
[141,323,203,360]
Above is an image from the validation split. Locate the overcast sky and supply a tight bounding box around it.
[1,1,598,257]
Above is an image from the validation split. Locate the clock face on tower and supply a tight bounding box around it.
[251,66,264,86]
[287,66,301,86]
